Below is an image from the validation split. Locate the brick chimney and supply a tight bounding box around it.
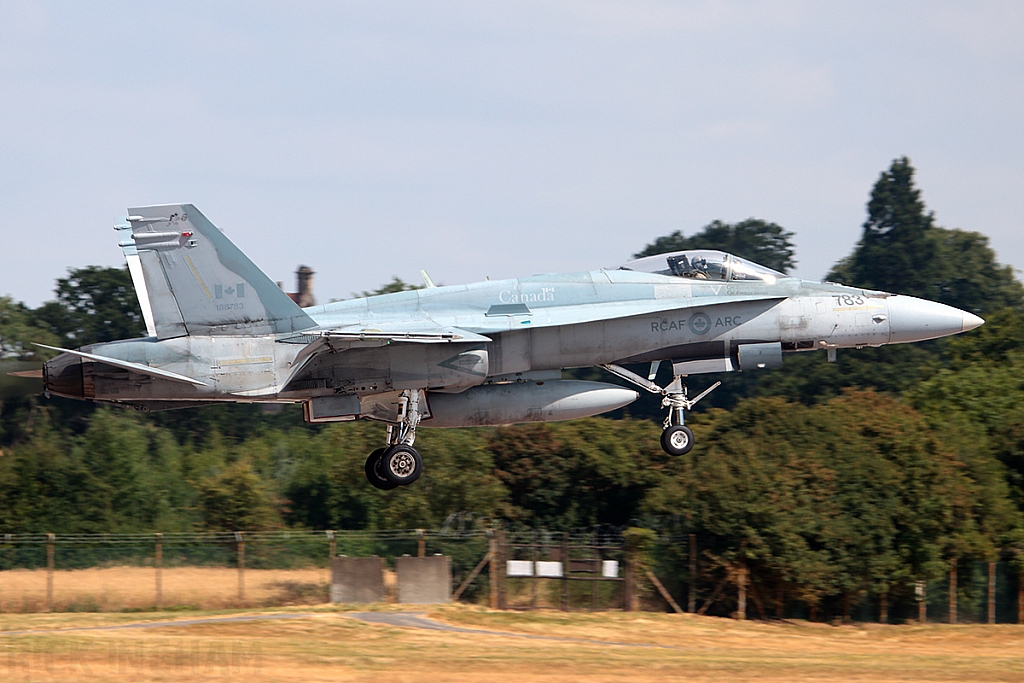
[294,265,316,307]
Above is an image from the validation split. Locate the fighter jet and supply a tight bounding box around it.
[39,205,984,489]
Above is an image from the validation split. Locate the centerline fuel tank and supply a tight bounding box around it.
[424,379,638,427]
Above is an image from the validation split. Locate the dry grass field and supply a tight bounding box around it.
[0,604,1022,682]
[0,566,335,612]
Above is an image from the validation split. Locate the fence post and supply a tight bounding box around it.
[1019,568,1024,625]
[916,580,926,624]
[235,531,245,603]
[624,549,635,612]
[155,533,163,610]
[497,529,507,609]
[879,588,888,624]
[988,561,996,624]
[487,530,498,609]
[417,529,425,558]
[561,532,569,612]
[46,533,54,612]
[688,533,697,613]
[326,530,336,560]
[949,558,957,624]
[530,531,539,608]
[736,565,747,621]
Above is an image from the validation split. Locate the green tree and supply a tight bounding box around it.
[931,229,1023,314]
[281,422,390,530]
[0,296,59,360]
[0,409,89,533]
[635,219,797,274]
[645,391,998,620]
[907,309,1024,515]
[0,298,60,445]
[707,159,1021,411]
[282,422,509,531]
[829,157,1022,314]
[644,398,842,616]
[33,266,145,346]
[0,408,196,534]
[815,391,984,614]
[358,276,422,299]
[490,419,663,529]
[198,460,282,531]
[73,409,193,532]
[829,157,937,296]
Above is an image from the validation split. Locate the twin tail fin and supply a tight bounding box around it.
[116,204,316,339]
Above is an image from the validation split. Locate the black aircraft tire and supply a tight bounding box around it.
[661,425,694,456]
[365,448,398,490]
[380,444,423,486]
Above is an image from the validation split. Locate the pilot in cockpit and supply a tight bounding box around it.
[689,256,709,279]
[666,253,710,279]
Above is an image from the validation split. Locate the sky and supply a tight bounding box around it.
[1,1,1022,306]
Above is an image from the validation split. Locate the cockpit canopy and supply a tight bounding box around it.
[619,250,784,284]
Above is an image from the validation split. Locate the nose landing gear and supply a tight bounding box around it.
[601,363,720,457]
[365,389,425,490]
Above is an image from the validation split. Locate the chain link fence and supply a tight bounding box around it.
[0,528,1019,622]
[0,529,491,613]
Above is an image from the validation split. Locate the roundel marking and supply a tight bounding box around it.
[688,312,712,335]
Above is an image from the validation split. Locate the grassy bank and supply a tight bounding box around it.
[1,604,1021,682]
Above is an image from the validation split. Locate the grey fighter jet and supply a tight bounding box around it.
[40,205,984,489]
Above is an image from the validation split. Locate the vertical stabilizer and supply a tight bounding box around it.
[119,204,317,338]
[114,222,158,337]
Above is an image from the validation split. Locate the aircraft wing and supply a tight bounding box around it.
[231,323,493,398]
[280,321,490,346]
[322,324,490,344]
[286,323,488,380]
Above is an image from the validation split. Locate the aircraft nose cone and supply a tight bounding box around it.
[887,296,984,344]
[962,311,985,333]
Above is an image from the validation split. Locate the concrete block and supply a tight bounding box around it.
[396,556,451,604]
[331,557,385,604]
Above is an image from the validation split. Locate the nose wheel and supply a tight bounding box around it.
[364,389,426,490]
[661,425,694,456]
[601,363,719,457]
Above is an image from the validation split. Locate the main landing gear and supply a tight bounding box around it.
[365,389,425,490]
[601,362,720,457]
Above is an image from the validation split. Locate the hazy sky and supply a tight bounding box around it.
[2,1,1022,306]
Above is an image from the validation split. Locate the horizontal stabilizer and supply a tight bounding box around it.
[34,344,207,386]
[7,369,43,379]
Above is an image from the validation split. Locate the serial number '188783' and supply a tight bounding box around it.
[216,302,244,311]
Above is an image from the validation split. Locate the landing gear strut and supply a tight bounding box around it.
[601,363,720,457]
[364,389,425,490]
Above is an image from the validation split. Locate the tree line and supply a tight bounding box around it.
[0,157,1022,620]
